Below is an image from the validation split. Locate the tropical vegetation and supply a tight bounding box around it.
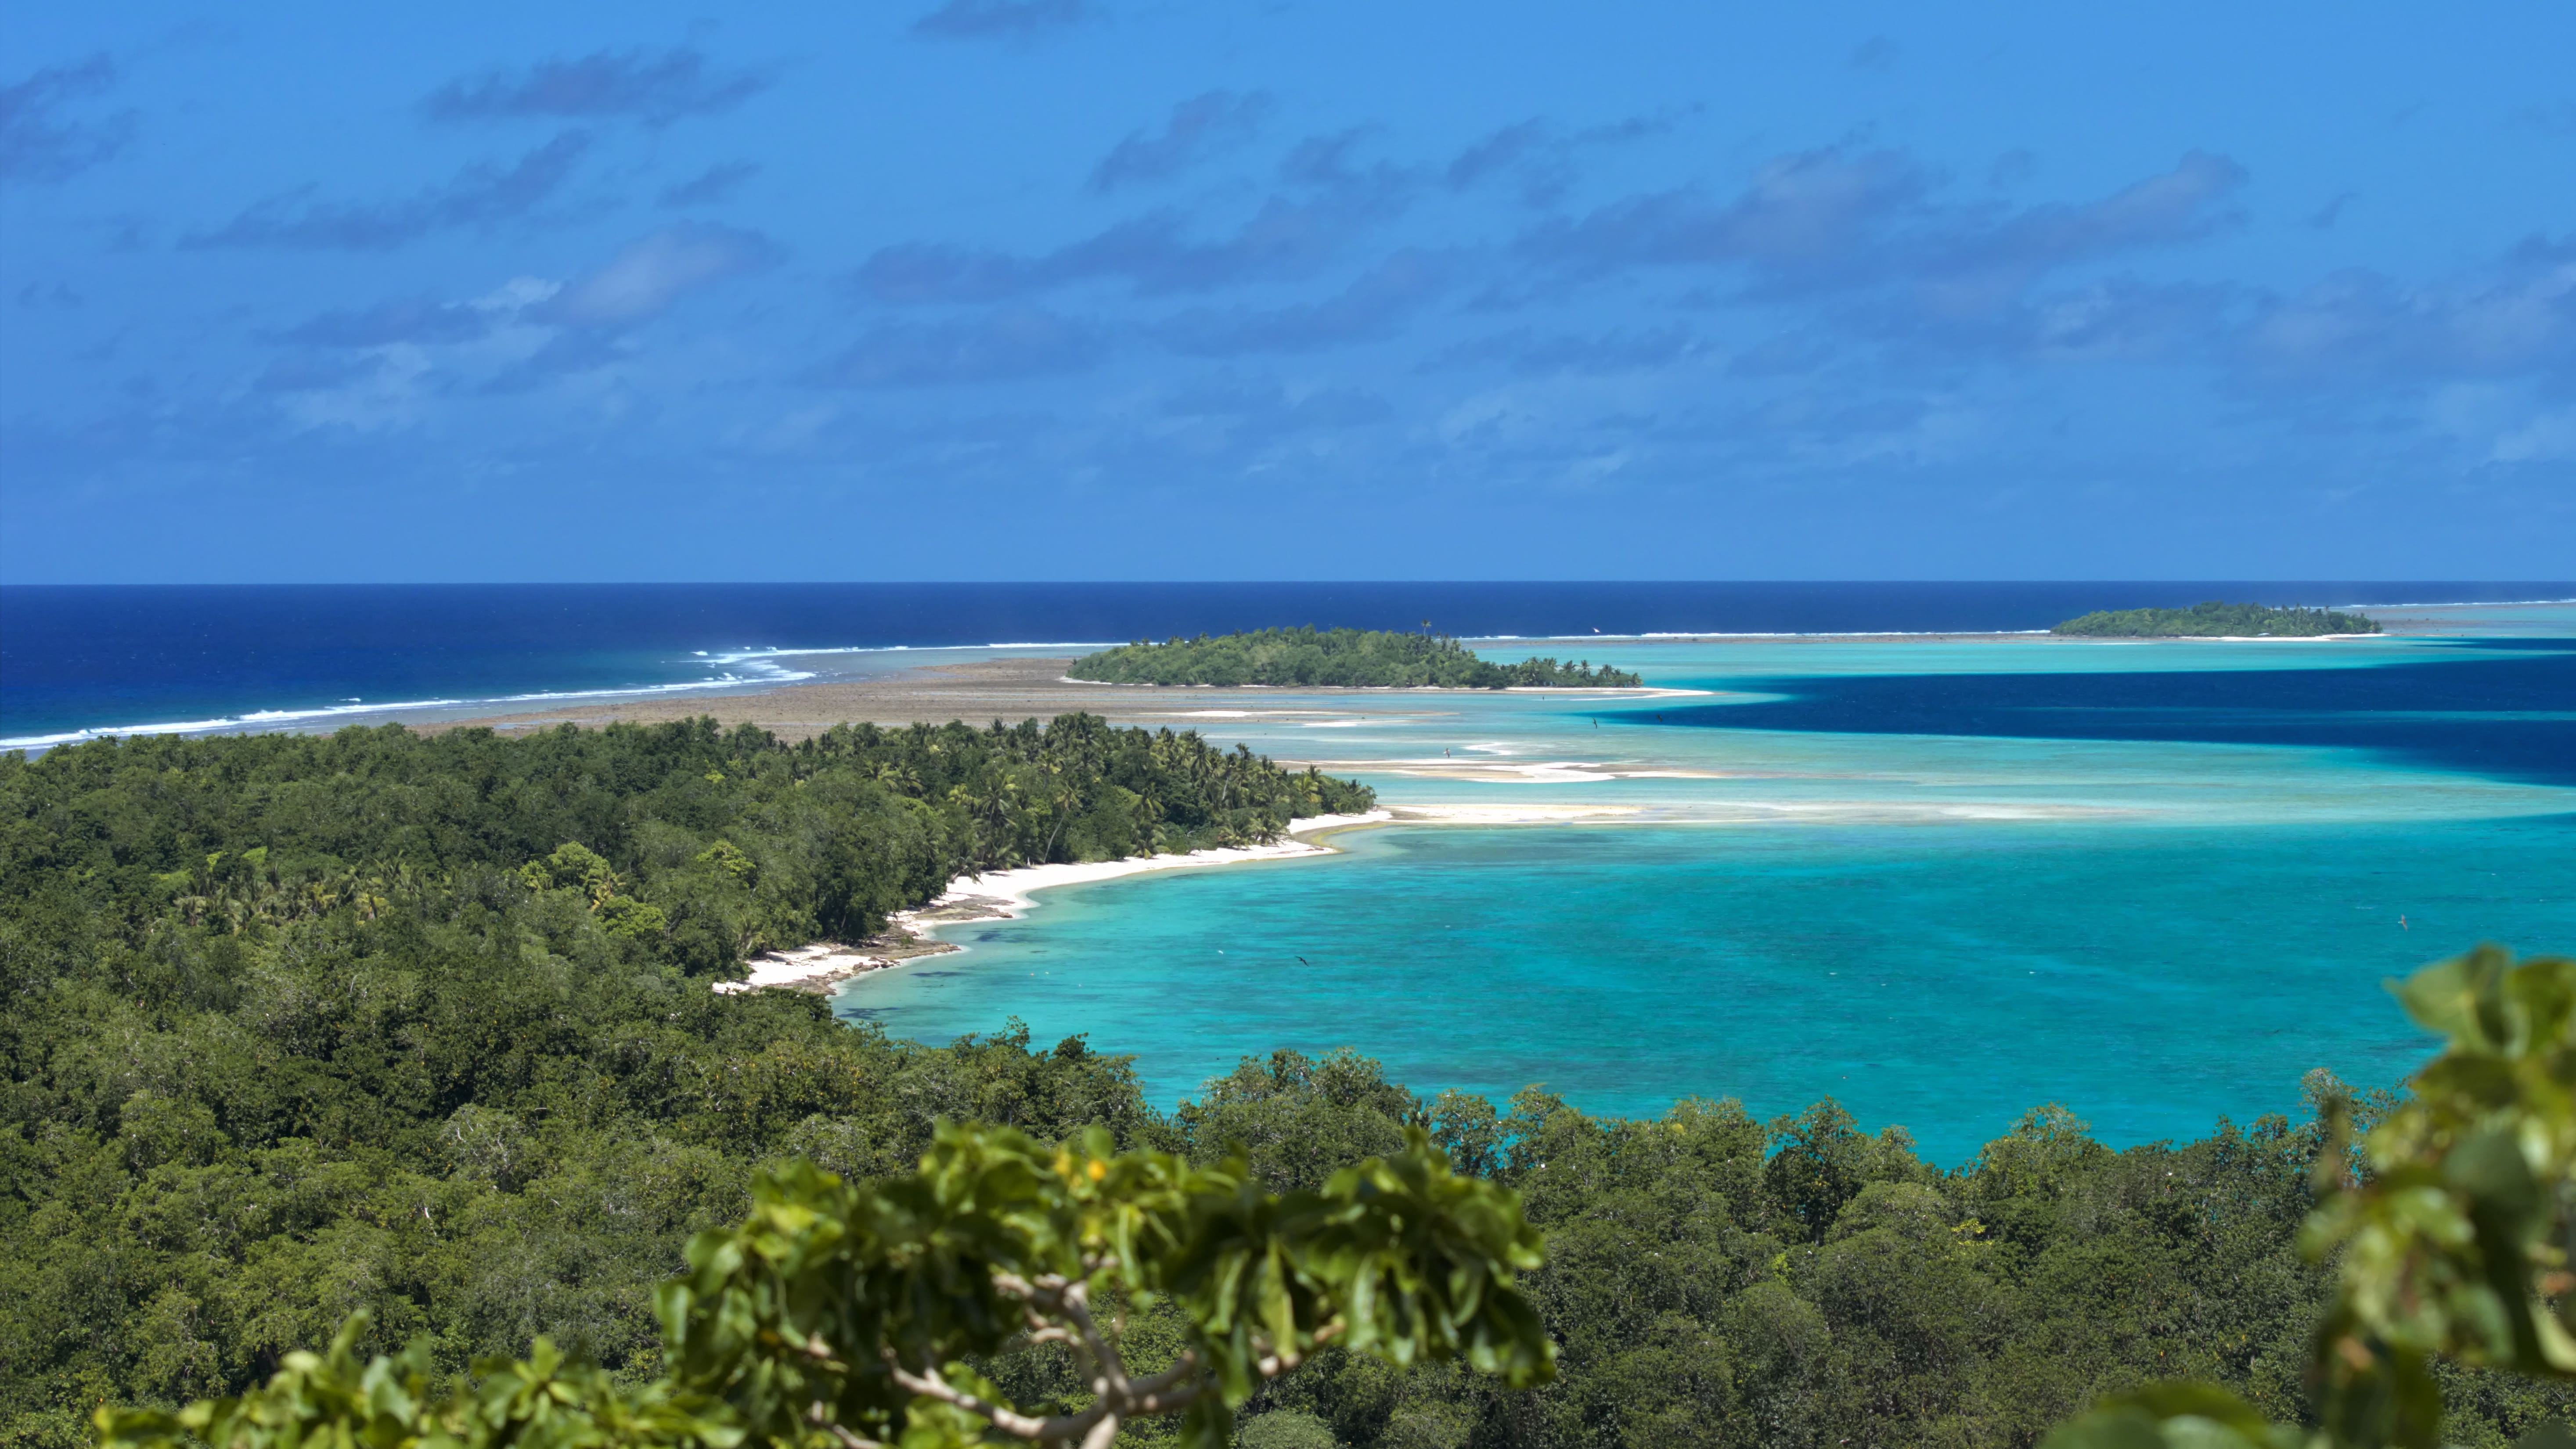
[2050,603,2383,638]
[2046,944,2576,1449]
[5,719,2572,1448]
[1068,629,1643,689]
[97,1124,1553,1449]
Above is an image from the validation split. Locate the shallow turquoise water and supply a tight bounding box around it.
[845,816,2576,1163]
[840,618,2576,1165]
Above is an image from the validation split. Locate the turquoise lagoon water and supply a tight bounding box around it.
[836,617,2576,1164]
[844,816,2575,1165]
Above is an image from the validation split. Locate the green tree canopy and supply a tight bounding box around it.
[16,715,2576,1449]
[2046,946,2576,1449]
[2050,604,2382,638]
[97,1125,1553,1449]
[1069,629,1642,689]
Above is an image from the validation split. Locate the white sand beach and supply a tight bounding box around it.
[909,810,1388,920]
[715,810,1390,993]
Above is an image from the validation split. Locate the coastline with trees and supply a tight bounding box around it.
[1068,627,1646,689]
[2051,602,2385,638]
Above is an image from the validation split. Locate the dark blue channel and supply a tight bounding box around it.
[1667,644,2576,787]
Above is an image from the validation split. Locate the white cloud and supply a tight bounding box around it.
[2491,407,2576,464]
[541,224,778,327]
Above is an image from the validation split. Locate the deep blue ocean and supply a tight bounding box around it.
[4,581,2564,745]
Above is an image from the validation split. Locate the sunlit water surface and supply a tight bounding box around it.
[840,610,2576,1163]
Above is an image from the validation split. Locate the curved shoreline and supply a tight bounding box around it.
[911,809,1389,924]
[716,811,1390,993]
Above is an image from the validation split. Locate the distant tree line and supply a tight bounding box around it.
[1069,627,1645,689]
[2050,603,2383,638]
[5,720,2569,1449]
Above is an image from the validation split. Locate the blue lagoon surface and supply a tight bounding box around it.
[839,613,2576,1162]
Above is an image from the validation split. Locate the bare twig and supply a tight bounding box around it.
[991,1270,1133,1400]
[1055,1280,1131,1397]
[1127,1350,1203,1399]
[903,1265,1331,1443]
[886,1358,1104,1443]
[1119,1379,1205,1417]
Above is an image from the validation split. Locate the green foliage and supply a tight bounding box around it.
[1211,1053,2573,1449]
[2039,1382,2305,1449]
[2043,946,2576,1449]
[96,1313,731,1449]
[6,713,1373,957]
[657,1123,1548,1447]
[42,1021,2576,1449]
[2050,604,2382,638]
[96,1126,1553,1449]
[0,716,1367,1449]
[1068,629,1643,689]
[1176,1050,1420,1193]
[21,714,2576,1448]
[1236,1409,1339,1449]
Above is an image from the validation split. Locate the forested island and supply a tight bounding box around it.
[2050,602,2383,637]
[1069,626,1644,688]
[7,716,2572,1447]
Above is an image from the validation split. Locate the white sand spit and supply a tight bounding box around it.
[715,811,1389,992]
[904,811,1389,931]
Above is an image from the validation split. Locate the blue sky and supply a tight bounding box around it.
[1,1,2569,582]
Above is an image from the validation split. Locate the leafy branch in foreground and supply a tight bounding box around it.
[2044,945,2576,1449]
[96,1320,725,1449]
[96,1125,1552,1449]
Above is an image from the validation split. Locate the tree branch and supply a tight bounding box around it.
[1126,1350,1203,1399]
[992,1270,1132,1400]
[886,1358,1105,1443]
[1119,1379,1205,1417]
[1055,1280,1132,1397]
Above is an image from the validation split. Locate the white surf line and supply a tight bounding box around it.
[5,664,828,752]
[717,811,1391,992]
[1354,755,1737,784]
[1378,799,2138,825]
[1385,802,1645,824]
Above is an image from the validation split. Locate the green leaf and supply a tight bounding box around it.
[2039,1383,2304,1449]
